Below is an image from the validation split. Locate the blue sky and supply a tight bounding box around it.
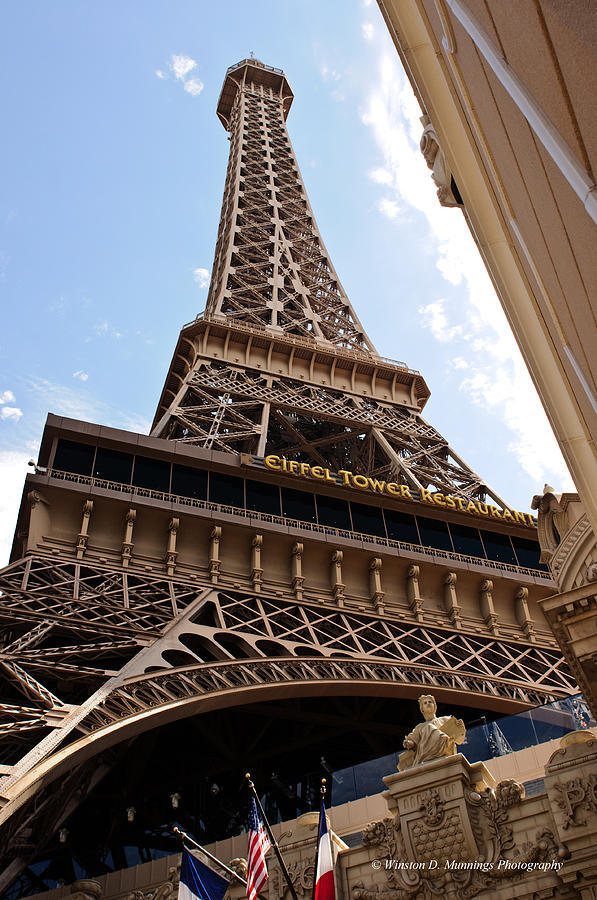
[0,0,573,562]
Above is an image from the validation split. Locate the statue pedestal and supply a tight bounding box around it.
[383,753,496,867]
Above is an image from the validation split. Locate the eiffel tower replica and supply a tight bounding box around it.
[0,59,576,893]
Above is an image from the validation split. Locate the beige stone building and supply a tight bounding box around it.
[375,0,597,718]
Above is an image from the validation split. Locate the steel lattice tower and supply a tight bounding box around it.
[152,60,505,504]
[0,60,576,893]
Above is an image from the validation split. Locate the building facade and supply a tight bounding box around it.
[375,0,597,720]
[0,59,577,896]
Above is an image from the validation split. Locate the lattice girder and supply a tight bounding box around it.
[159,357,505,503]
[204,61,373,352]
[0,554,575,769]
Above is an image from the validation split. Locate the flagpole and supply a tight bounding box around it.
[172,825,268,900]
[312,778,326,900]
[245,773,300,900]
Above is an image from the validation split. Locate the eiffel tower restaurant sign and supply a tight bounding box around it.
[254,454,535,527]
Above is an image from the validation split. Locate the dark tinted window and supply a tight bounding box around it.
[172,464,207,500]
[317,494,351,529]
[246,479,281,515]
[417,516,453,551]
[94,447,133,484]
[512,536,546,570]
[282,487,316,522]
[351,502,386,537]
[480,529,517,564]
[384,509,420,545]
[132,456,171,492]
[53,439,94,476]
[209,472,244,508]
[449,522,485,558]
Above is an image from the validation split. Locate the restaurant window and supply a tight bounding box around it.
[449,522,485,559]
[209,472,244,508]
[384,509,420,545]
[172,463,208,500]
[281,487,316,522]
[93,447,133,484]
[246,478,281,515]
[350,502,386,537]
[316,494,351,530]
[512,536,547,571]
[132,455,171,493]
[480,529,517,565]
[416,516,453,552]
[53,439,94,476]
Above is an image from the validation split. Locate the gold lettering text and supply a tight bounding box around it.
[264,455,281,471]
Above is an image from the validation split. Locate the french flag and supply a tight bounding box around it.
[314,801,336,900]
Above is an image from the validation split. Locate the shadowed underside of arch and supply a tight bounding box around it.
[0,653,568,829]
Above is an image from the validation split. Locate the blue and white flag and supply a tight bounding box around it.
[179,848,229,900]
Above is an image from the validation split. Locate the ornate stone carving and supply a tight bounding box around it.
[554,774,597,828]
[270,859,315,897]
[418,789,444,827]
[209,525,222,583]
[398,694,465,771]
[330,549,345,606]
[479,578,499,634]
[228,858,248,879]
[251,533,263,592]
[125,863,180,900]
[291,542,304,600]
[478,779,525,858]
[165,516,179,575]
[514,585,535,641]
[121,508,136,567]
[406,564,423,621]
[70,880,102,900]
[419,115,460,208]
[370,557,384,614]
[76,499,94,559]
[443,571,460,629]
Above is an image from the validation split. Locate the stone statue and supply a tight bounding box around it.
[398,694,466,771]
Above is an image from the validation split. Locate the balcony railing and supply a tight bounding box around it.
[45,467,551,581]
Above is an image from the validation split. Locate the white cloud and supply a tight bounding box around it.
[171,55,197,80]
[419,300,462,342]
[72,370,89,382]
[321,64,341,82]
[27,378,151,434]
[0,390,15,404]
[184,78,204,96]
[363,53,574,491]
[362,23,374,40]
[369,167,393,185]
[1,406,23,421]
[92,320,122,340]
[157,55,203,97]
[0,451,31,565]
[378,197,400,219]
[193,267,210,288]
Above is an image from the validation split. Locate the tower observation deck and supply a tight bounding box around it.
[0,60,576,895]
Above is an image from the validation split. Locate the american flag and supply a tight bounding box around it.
[246,796,271,900]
